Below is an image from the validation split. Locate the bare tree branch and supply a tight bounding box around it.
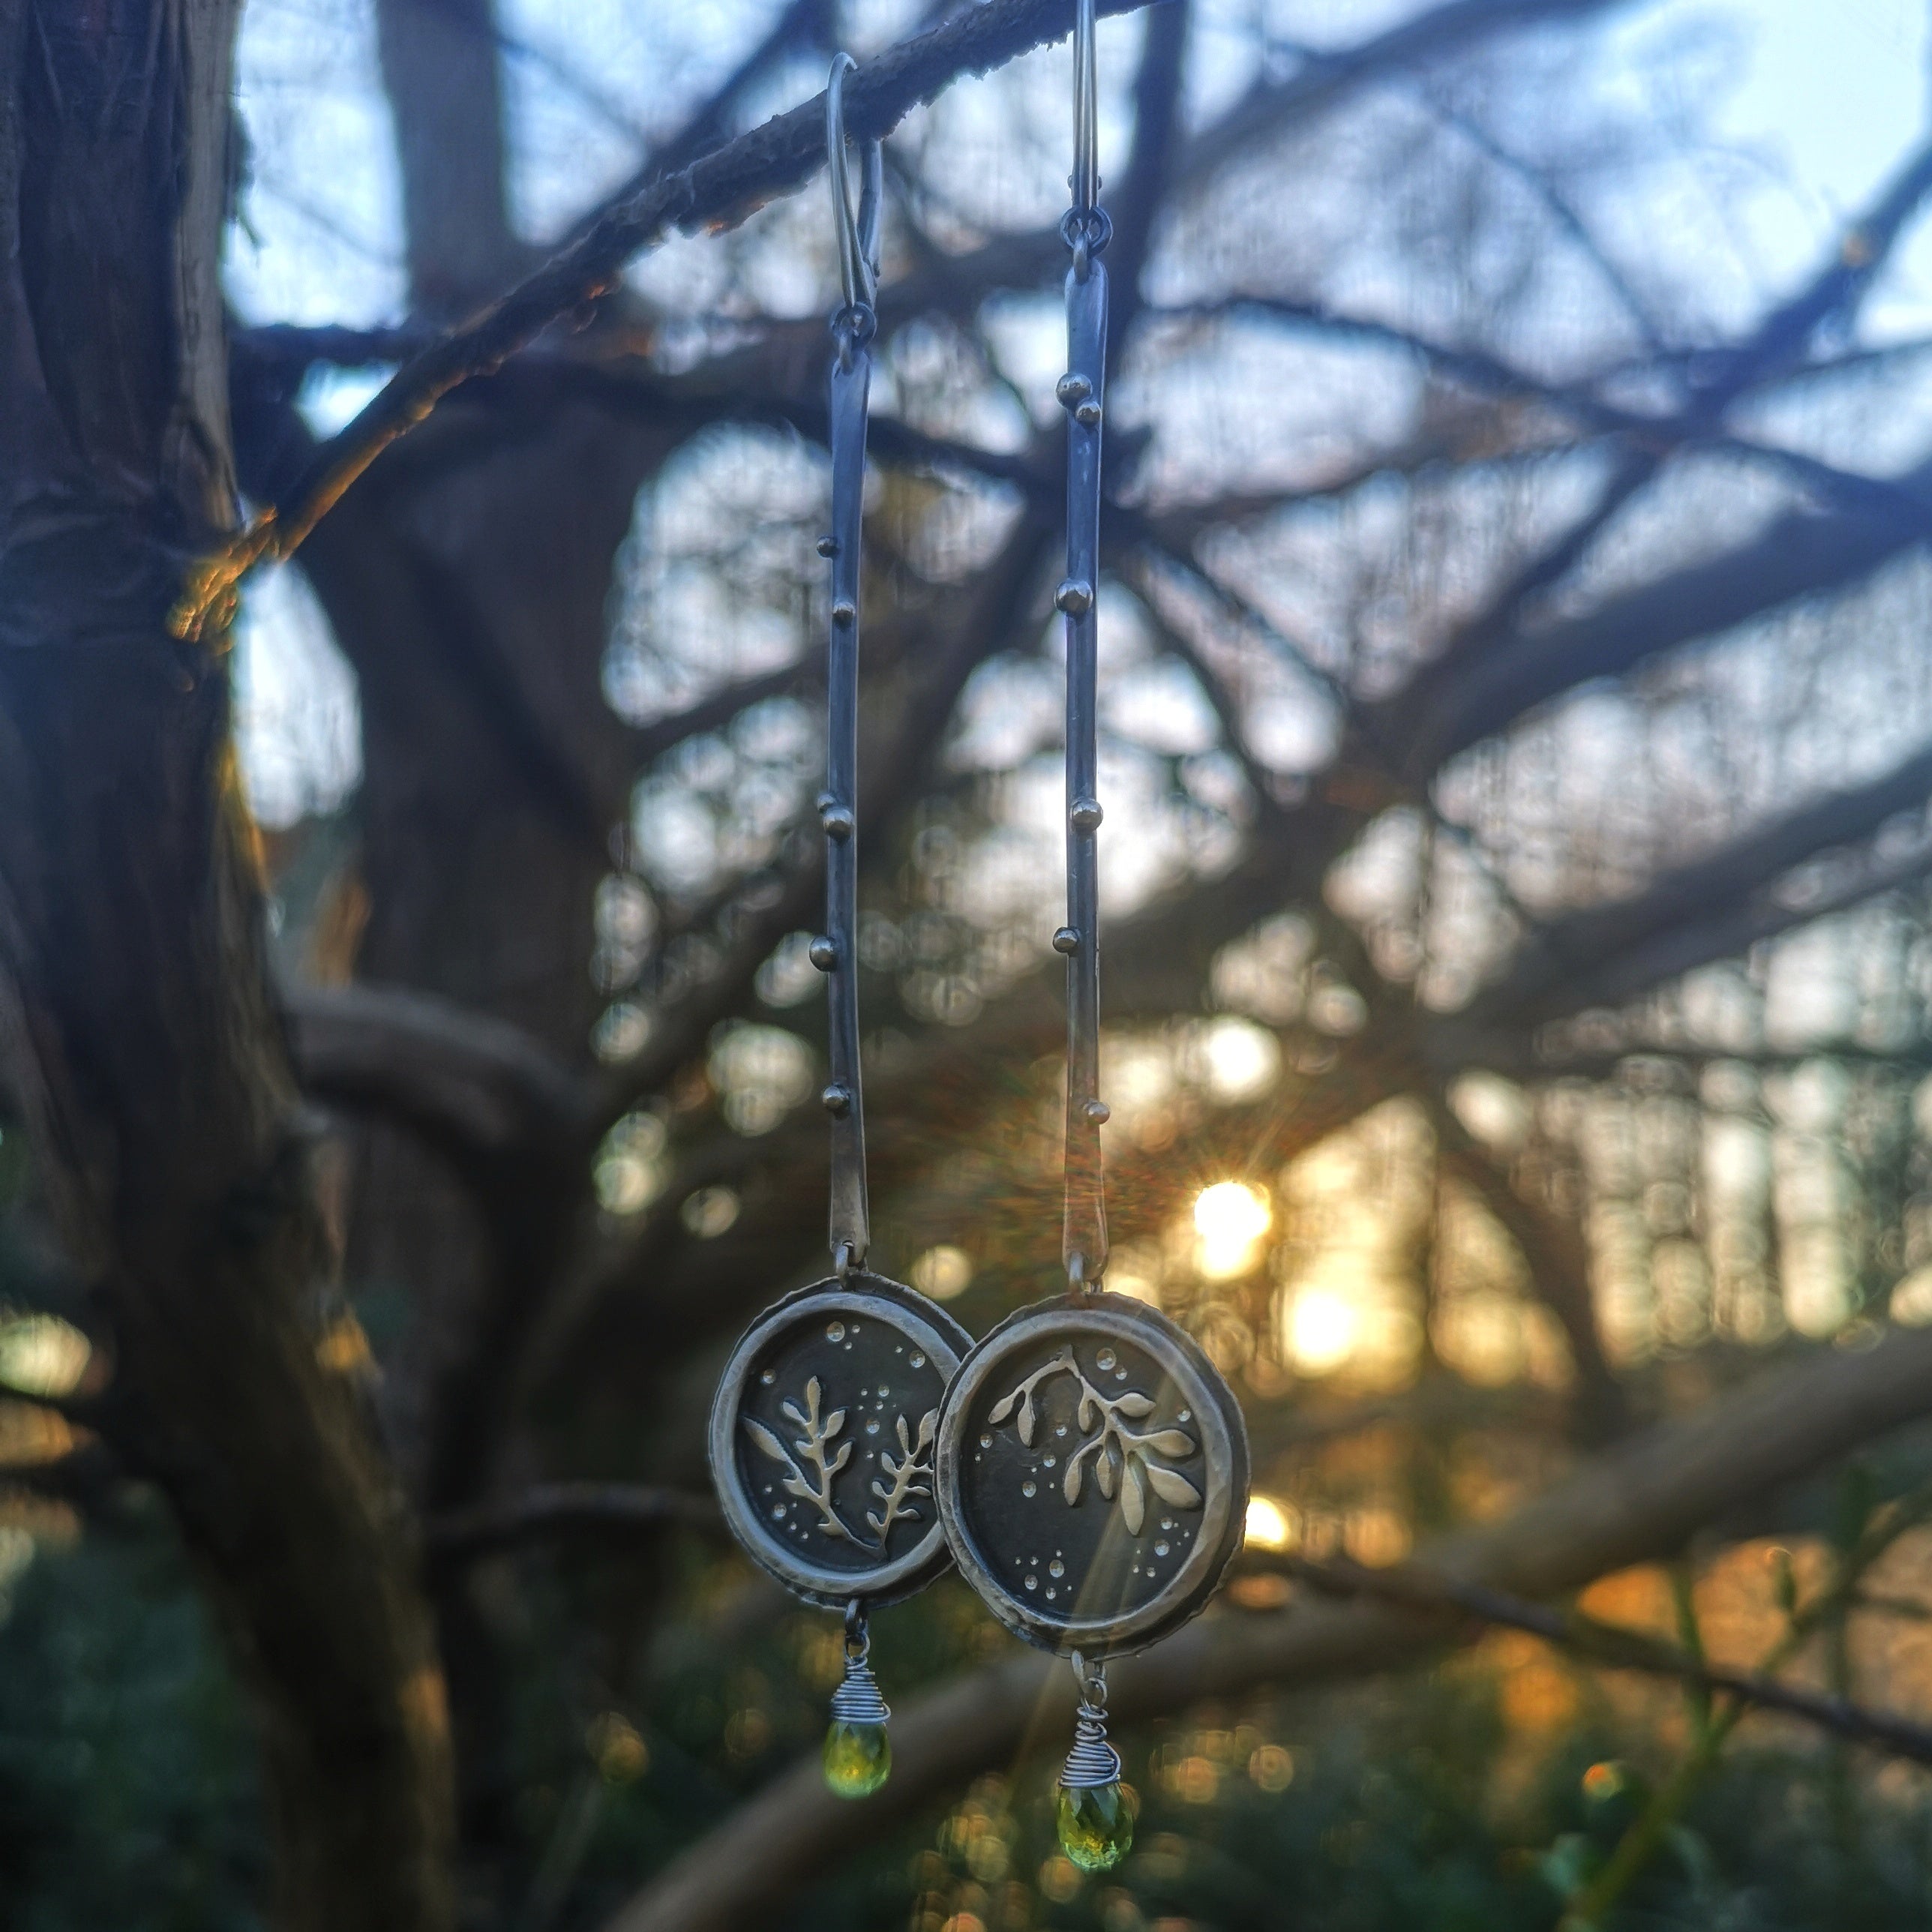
[1279,1551,1932,1764]
[425,1480,722,1562]
[1431,1099,1628,1439]
[1472,738,1932,1025]
[288,982,593,1168]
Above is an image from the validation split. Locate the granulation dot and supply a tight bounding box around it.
[1178,1408,1192,1422]
[760,1370,776,1384]
[1048,1558,1065,1578]
[1024,1576,1038,1592]
[1042,1454,1057,1468]
[980,1434,993,1448]
[1096,1347,1117,1371]
[1155,1541,1170,1557]
[877,1386,889,1397]
[1114,1370,1128,1382]
[910,1353,926,1369]
[1054,1424,1070,1438]
[1022,1480,1037,1497]
[1046,1588,1058,1600]
[1160,1517,1174,1531]
[865,1420,880,1436]
[826,1322,846,1342]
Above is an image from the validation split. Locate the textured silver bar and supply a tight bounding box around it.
[1060,249,1109,1291]
[824,338,872,1271]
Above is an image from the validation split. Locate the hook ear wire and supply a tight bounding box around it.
[1071,0,1099,217]
[826,52,881,314]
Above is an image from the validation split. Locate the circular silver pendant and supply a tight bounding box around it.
[934,1294,1248,1657]
[710,1273,971,1609]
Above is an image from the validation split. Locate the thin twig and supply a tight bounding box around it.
[425,1480,722,1562]
[1276,1551,1932,1766]
[170,0,1168,641]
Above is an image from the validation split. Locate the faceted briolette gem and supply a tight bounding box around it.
[1056,1780,1132,1869]
[823,1718,892,1798]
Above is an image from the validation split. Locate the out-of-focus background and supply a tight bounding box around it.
[14,0,1932,1926]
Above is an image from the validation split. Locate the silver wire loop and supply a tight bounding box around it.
[1070,0,1100,220]
[826,52,883,348]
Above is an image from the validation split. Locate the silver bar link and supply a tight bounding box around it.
[819,56,880,1274]
[1058,0,1110,1295]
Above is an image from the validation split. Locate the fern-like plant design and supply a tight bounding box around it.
[987,1347,1201,1534]
[746,1376,856,1541]
[746,1380,938,1548]
[866,1408,938,1540]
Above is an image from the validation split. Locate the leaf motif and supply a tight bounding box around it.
[780,1401,806,1430]
[827,1442,852,1475]
[1096,1448,1115,1498]
[782,1471,814,1502]
[1077,1388,1096,1430]
[1064,1455,1083,1505]
[746,1418,791,1465]
[804,1376,822,1414]
[1114,1391,1155,1418]
[896,1414,913,1454]
[987,1392,1017,1424]
[824,1408,846,1439]
[1018,1394,1035,1446]
[1136,1429,1197,1457]
[1122,1457,1145,1535]
[916,1409,938,1448]
[1145,1463,1202,1508]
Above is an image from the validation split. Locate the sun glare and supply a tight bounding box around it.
[1284,1287,1360,1375]
[1244,1494,1296,1551]
[1193,1181,1271,1280]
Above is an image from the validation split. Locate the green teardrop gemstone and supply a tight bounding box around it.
[823,1719,891,1798]
[1056,1781,1133,1870]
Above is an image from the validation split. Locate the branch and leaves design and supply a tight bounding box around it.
[987,1347,1202,1535]
[746,1376,938,1547]
[866,1409,937,1541]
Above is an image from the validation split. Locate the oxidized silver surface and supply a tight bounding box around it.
[710,1273,970,1608]
[934,1294,1249,1656]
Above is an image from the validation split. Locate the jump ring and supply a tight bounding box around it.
[1058,206,1112,258]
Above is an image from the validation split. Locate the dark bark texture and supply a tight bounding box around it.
[0,4,453,1928]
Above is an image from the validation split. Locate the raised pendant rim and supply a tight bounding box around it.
[933,1291,1250,1658]
[710,1271,971,1610]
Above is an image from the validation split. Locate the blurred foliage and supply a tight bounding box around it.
[0,1521,262,1931]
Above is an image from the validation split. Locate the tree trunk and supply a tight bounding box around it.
[0,3,454,1925]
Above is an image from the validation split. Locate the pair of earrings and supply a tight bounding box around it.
[710,30,1249,1870]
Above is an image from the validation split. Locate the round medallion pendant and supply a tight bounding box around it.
[710,1274,972,1609]
[934,1294,1249,1657]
